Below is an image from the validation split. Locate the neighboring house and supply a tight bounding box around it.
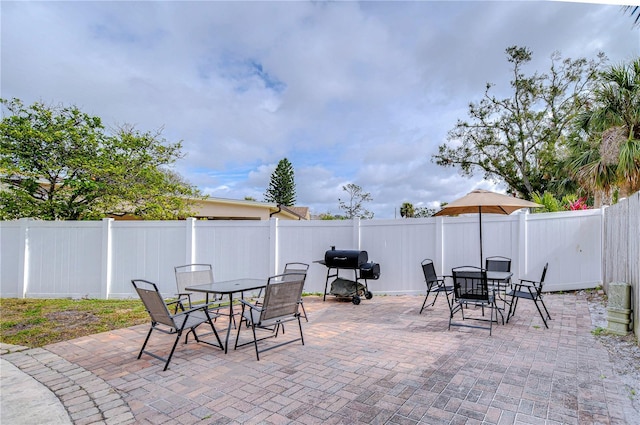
[188,197,309,220]
[0,175,309,220]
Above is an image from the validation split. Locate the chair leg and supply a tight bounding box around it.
[540,297,552,320]
[506,295,519,323]
[444,293,453,318]
[420,290,432,314]
[300,300,308,322]
[251,324,260,361]
[489,304,493,336]
[163,332,183,371]
[234,308,248,350]
[532,300,549,329]
[138,327,154,359]
[495,299,504,325]
[204,311,224,348]
[420,289,440,314]
[297,316,305,346]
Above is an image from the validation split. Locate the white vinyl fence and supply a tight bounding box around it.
[0,209,604,299]
[603,191,640,340]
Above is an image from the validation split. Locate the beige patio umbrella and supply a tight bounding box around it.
[433,189,542,267]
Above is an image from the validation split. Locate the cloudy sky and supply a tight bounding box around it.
[2,1,639,218]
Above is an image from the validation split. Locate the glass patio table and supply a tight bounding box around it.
[186,278,265,353]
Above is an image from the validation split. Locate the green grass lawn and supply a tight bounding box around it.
[0,298,149,348]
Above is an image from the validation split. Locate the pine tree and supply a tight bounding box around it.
[264,158,296,206]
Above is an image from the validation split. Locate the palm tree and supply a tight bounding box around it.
[623,6,640,27]
[400,202,415,218]
[571,58,640,204]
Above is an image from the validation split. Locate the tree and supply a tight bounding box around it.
[264,158,296,206]
[338,183,373,219]
[414,206,436,218]
[433,46,605,199]
[399,202,415,218]
[569,58,640,205]
[0,98,200,220]
[623,5,640,27]
[317,212,344,220]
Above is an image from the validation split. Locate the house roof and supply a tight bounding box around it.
[189,197,309,220]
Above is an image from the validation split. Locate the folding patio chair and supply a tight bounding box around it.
[506,263,551,328]
[419,259,453,314]
[256,262,310,321]
[449,266,502,335]
[234,273,306,360]
[132,279,223,371]
[174,264,218,309]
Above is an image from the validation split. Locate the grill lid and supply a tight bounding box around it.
[324,249,368,268]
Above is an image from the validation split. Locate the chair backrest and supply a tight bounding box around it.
[421,259,438,284]
[452,267,489,302]
[485,256,511,273]
[132,279,176,328]
[282,263,309,282]
[174,264,213,303]
[538,263,549,289]
[283,262,309,275]
[260,273,306,323]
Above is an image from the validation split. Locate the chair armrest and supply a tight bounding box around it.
[239,298,263,312]
[166,298,186,308]
[174,293,191,304]
[173,301,224,318]
[518,279,539,287]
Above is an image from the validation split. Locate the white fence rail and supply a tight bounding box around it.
[1,210,604,299]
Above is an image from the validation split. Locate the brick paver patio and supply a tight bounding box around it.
[4,293,638,424]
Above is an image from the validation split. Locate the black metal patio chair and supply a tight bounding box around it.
[234,273,306,360]
[506,263,551,328]
[419,259,453,314]
[449,266,502,335]
[132,279,223,371]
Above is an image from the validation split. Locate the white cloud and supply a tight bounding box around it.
[2,1,638,218]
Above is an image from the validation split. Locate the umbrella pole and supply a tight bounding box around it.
[479,206,483,268]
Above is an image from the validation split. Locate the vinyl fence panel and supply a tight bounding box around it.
[526,210,603,291]
[0,221,25,297]
[359,219,438,295]
[21,220,103,298]
[109,220,188,298]
[0,209,605,299]
[603,192,640,341]
[193,220,271,287]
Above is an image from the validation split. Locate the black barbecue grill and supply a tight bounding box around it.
[317,248,380,305]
